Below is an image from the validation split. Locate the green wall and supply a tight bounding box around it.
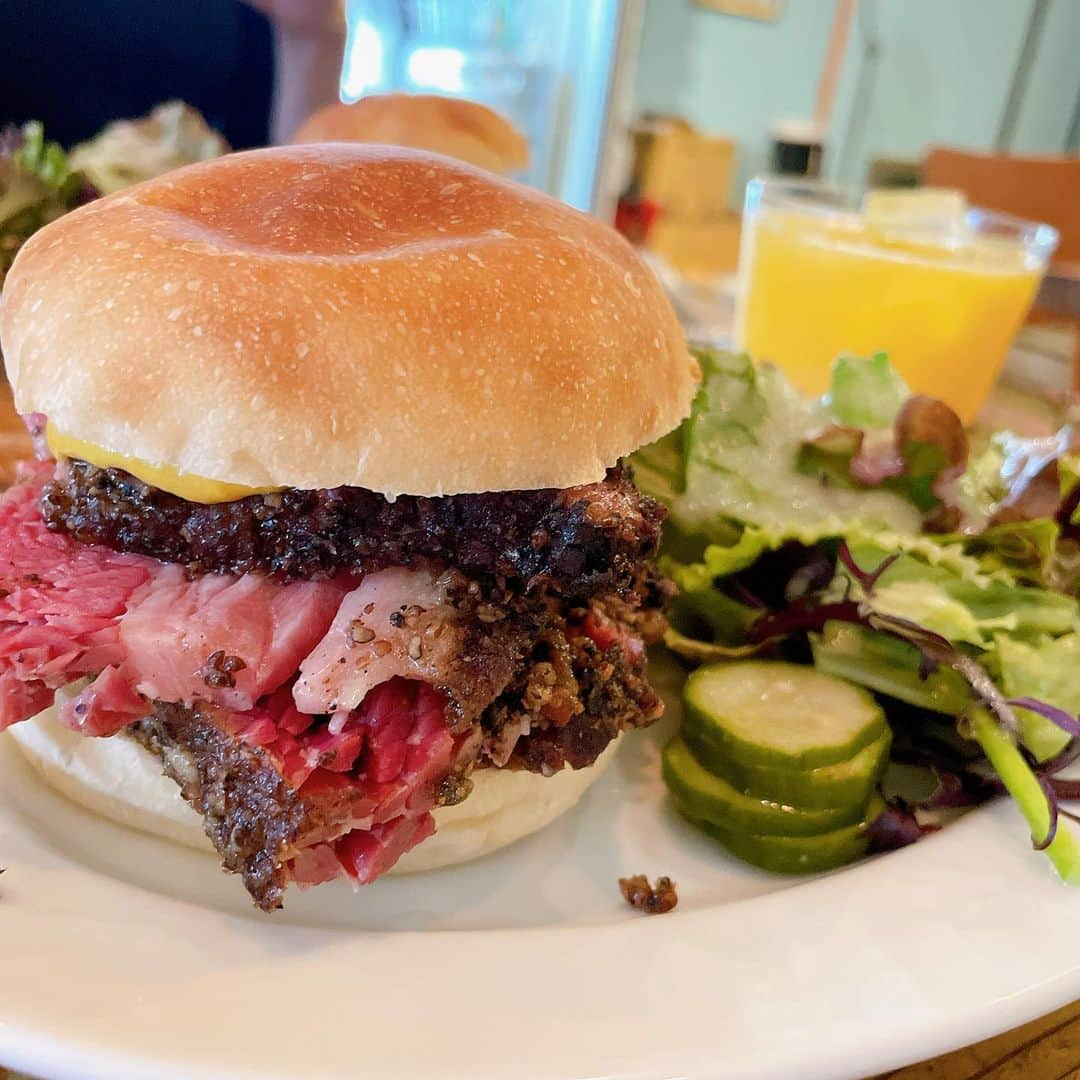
[633,0,1080,204]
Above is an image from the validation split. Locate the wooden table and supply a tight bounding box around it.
[878,1000,1080,1079]
[2,1003,1079,1078]
[0,382,1077,1080]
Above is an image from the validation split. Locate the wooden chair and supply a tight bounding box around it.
[923,147,1080,393]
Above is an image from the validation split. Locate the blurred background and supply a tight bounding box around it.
[1,0,1078,462]
[621,0,1078,434]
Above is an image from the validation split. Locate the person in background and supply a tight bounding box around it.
[0,0,345,148]
[261,0,347,143]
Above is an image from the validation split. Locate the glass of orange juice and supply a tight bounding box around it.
[734,178,1059,423]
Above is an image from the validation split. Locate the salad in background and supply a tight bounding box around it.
[635,349,1080,880]
[0,122,97,290]
[69,100,228,196]
[1,102,227,291]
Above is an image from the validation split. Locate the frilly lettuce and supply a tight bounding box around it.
[666,350,924,539]
[1,105,227,296]
[638,348,1080,880]
[958,518,1061,587]
[839,539,1077,644]
[1,122,95,286]
[69,101,228,195]
[826,352,910,429]
[992,634,1080,762]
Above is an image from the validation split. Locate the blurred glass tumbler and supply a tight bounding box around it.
[734,178,1058,423]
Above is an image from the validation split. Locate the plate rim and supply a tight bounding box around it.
[3,739,1080,1080]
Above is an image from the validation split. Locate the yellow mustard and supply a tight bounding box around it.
[45,422,282,504]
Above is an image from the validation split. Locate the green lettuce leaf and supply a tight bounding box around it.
[841,539,1077,646]
[958,518,1061,587]
[634,348,1074,561]
[631,426,684,507]
[810,622,973,715]
[656,350,923,539]
[1,121,92,286]
[662,626,768,663]
[1,122,80,220]
[663,543,762,645]
[825,352,910,429]
[69,101,228,196]
[811,624,1076,766]
[990,633,1080,762]
[949,436,1010,528]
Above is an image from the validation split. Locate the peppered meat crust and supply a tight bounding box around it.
[41,460,663,597]
[510,644,663,774]
[483,628,664,773]
[129,620,663,910]
[44,456,670,907]
[129,702,310,910]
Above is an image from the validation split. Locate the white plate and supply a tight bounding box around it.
[1,653,1079,1080]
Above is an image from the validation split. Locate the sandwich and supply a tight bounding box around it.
[291,93,529,175]
[0,144,698,910]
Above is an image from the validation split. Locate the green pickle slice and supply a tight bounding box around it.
[684,727,892,809]
[677,795,887,875]
[663,737,865,836]
[683,661,887,770]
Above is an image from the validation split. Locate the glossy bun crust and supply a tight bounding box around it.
[1,145,698,497]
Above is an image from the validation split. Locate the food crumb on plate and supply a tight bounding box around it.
[619,873,678,915]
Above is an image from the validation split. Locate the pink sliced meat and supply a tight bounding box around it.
[59,665,148,736]
[0,468,350,727]
[0,465,156,729]
[246,679,461,891]
[235,679,455,822]
[291,815,436,889]
[0,672,53,731]
[0,467,504,893]
[336,813,437,884]
[290,842,349,889]
[293,566,463,717]
[354,680,455,822]
[119,565,349,711]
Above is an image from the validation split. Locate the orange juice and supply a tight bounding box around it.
[735,184,1055,423]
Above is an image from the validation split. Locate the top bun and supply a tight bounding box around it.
[1,145,698,497]
[292,94,530,176]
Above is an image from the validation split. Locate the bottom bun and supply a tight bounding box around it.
[9,689,618,874]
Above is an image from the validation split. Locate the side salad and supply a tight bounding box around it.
[635,349,1080,880]
[1,122,97,290]
[68,100,228,196]
[1,104,228,293]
